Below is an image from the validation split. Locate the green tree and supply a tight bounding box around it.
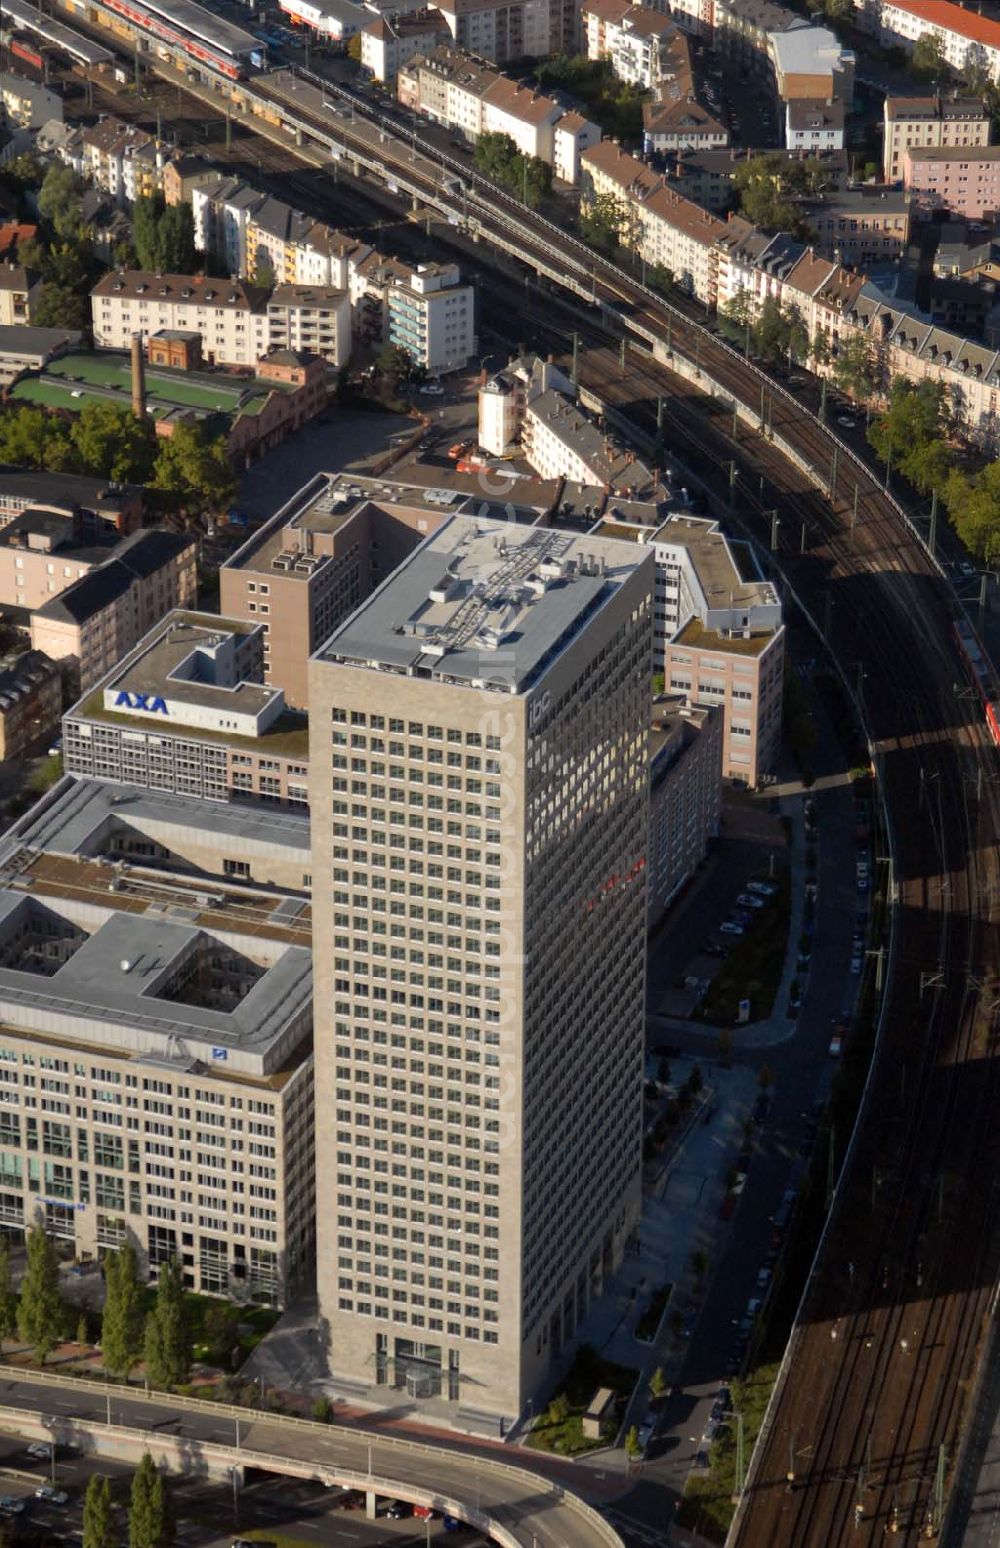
[346,31,362,61]
[102,1242,144,1380]
[202,1302,240,1368]
[83,1475,116,1548]
[647,264,674,296]
[129,1452,172,1548]
[0,1241,16,1350]
[810,329,832,369]
[133,196,196,273]
[17,1225,63,1365]
[649,1366,668,1400]
[867,377,949,495]
[71,401,157,483]
[579,191,626,256]
[831,333,879,402]
[625,1424,642,1458]
[32,283,87,331]
[151,422,236,512]
[374,342,412,384]
[944,462,1000,563]
[719,286,755,351]
[143,1257,190,1389]
[38,164,86,245]
[731,153,811,237]
[911,33,947,78]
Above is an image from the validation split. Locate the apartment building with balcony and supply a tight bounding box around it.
[386,262,475,376]
[0,264,41,328]
[90,271,270,368]
[361,7,451,79]
[309,515,653,1424]
[582,0,681,88]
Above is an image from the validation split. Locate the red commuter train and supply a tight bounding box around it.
[953,617,1000,747]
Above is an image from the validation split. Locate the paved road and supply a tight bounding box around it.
[0,1370,622,1548]
[0,1431,489,1546]
[623,639,866,1537]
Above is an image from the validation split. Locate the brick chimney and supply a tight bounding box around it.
[130,331,147,420]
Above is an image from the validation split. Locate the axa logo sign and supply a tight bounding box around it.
[115,690,168,715]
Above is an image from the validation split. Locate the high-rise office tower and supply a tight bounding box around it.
[309,515,653,1425]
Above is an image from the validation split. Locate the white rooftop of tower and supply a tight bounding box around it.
[317,514,649,693]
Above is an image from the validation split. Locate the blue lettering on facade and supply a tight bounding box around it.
[114,690,168,715]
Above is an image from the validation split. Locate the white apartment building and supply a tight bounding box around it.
[861,0,1000,83]
[309,516,653,1425]
[882,94,991,182]
[386,262,475,375]
[786,99,845,151]
[398,49,600,183]
[81,117,163,209]
[581,0,679,88]
[266,285,352,369]
[0,777,315,1306]
[90,272,350,369]
[360,7,451,80]
[432,0,554,64]
[192,179,267,279]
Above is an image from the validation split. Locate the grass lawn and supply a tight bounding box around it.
[527,1345,637,1457]
[675,1363,780,1542]
[694,874,791,1025]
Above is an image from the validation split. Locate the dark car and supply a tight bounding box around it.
[386,1501,411,1520]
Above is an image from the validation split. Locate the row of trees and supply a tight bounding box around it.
[1,1230,191,1385]
[867,377,1000,561]
[474,131,552,209]
[0,403,235,513]
[84,1454,173,1548]
[730,154,827,239]
[132,195,197,275]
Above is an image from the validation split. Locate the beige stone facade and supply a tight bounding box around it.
[0,779,315,1305]
[309,516,652,1424]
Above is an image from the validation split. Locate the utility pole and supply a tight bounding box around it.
[851,483,859,548]
[980,570,989,629]
[788,1430,796,1485]
[929,488,938,556]
[666,316,672,355]
[571,332,579,387]
[800,519,807,555]
[620,337,627,375]
[733,398,739,441]
[829,444,839,500]
[770,510,780,551]
[884,444,892,491]
[695,333,701,378]
[728,462,738,508]
[819,377,827,420]
[657,396,664,433]
[225,108,232,152]
[133,44,141,89]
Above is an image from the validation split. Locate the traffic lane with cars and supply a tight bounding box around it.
[0,1437,483,1547]
[646,832,785,1016]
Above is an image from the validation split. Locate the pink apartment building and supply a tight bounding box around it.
[903,144,1000,219]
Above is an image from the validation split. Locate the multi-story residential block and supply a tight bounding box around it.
[161,155,224,208]
[785,99,845,150]
[862,0,1000,85]
[581,0,680,88]
[62,612,311,811]
[193,177,362,290]
[644,95,729,155]
[903,144,1000,219]
[192,179,267,279]
[361,7,451,79]
[309,515,653,1423]
[882,94,990,182]
[768,22,854,106]
[81,117,163,209]
[647,697,722,926]
[0,471,143,536]
[398,48,601,183]
[386,262,476,376]
[0,650,62,761]
[478,353,574,454]
[91,271,270,368]
[29,530,198,695]
[0,263,40,327]
[432,0,555,63]
[581,141,755,308]
[806,187,911,265]
[0,507,187,618]
[0,776,315,1305]
[266,285,352,368]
